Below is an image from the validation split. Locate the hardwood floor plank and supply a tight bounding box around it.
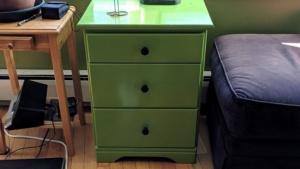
[84,113,97,169]
[8,129,29,159]
[0,129,17,160]
[123,159,137,169]
[161,161,176,169]
[71,115,86,169]
[189,157,203,169]
[149,160,162,169]
[198,155,214,169]
[21,128,39,159]
[34,128,50,158]
[46,128,63,158]
[197,135,208,155]
[175,163,190,169]
[59,130,66,157]
[199,117,211,154]
[136,159,149,169]
[97,162,111,169]
[110,161,124,169]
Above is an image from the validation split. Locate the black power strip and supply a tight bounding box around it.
[44,97,77,122]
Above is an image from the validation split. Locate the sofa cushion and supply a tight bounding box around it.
[210,34,300,139]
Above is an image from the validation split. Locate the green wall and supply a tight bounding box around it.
[0,0,91,70]
[204,0,300,70]
[1,0,300,71]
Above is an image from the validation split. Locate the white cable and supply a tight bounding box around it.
[4,129,68,169]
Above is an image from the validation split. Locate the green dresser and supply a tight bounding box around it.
[78,0,213,163]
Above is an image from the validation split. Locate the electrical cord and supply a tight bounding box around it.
[5,131,48,159]
[35,128,50,158]
[68,7,83,32]
[4,106,68,168]
[4,128,50,159]
[3,98,72,168]
[35,105,58,158]
[4,129,68,169]
[4,107,68,169]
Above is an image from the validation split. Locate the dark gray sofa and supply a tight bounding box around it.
[208,34,300,169]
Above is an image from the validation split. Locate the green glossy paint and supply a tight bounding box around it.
[86,33,204,63]
[77,0,213,32]
[79,0,212,163]
[89,64,200,108]
[95,148,197,163]
[93,109,197,147]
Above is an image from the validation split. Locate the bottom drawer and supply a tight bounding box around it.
[93,109,198,148]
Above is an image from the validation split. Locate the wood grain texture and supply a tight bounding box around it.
[0,36,34,50]
[0,6,85,156]
[0,107,7,154]
[0,7,75,34]
[3,49,19,95]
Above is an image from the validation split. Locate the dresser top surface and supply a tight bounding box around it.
[77,0,214,32]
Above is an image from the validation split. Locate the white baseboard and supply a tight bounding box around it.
[0,79,90,104]
[0,69,90,104]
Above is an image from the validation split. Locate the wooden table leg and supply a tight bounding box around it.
[67,30,86,125]
[1,49,20,154]
[3,50,20,95]
[49,35,75,156]
[0,116,7,154]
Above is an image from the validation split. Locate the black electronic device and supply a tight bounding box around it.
[4,80,48,130]
[41,1,70,19]
[44,97,77,124]
[140,0,180,5]
[0,157,65,169]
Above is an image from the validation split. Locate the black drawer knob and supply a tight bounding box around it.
[141,47,149,56]
[142,127,149,135]
[141,84,149,93]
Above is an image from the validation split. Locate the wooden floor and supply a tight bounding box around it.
[0,106,214,169]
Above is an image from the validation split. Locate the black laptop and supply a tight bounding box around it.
[0,157,65,169]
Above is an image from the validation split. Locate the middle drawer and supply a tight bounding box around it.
[89,64,200,108]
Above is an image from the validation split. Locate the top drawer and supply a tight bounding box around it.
[85,33,205,63]
[0,36,34,50]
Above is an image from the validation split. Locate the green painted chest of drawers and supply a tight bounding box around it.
[78,0,213,163]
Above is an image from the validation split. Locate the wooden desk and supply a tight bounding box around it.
[0,6,85,156]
